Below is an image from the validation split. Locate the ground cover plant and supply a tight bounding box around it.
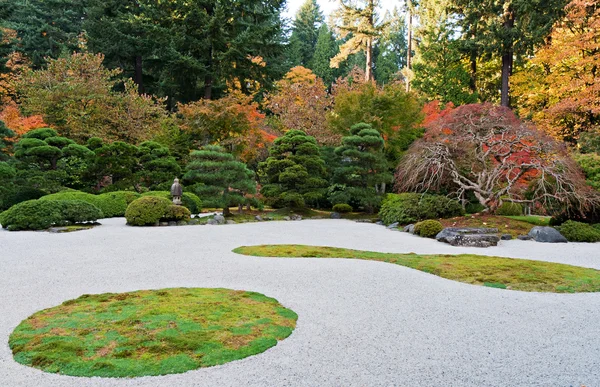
[233,245,600,293]
[439,214,538,238]
[9,288,297,378]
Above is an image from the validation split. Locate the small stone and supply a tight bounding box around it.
[255,215,263,221]
[517,235,532,241]
[331,212,341,219]
[403,224,415,234]
[168,221,177,227]
[159,222,169,227]
[188,219,199,225]
[501,234,513,240]
[375,221,384,225]
[177,220,188,226]
[283,216,291,221]
[387,222,399,229]
[226,220,237,225]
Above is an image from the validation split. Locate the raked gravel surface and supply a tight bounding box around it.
[1,218,600,387]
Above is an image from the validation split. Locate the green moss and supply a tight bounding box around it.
[233,245,600,293]
[9,288,297,378]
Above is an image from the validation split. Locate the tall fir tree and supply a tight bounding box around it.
[374,8,407,84]
[287,0,324,68]
[330,0,386,81]
[310,24,338,86]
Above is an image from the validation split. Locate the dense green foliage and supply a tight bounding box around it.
[574,153,600,190]
[379,193,464,225]
[414,220,444,238]
[0,199,101,231]
[332,203,353,213]
[124,196,172,226]
[163,205,191,222]
[259,130,328,209]
[329,123,391,212]
[496,202,524,216]
[141,191,201,215]
[0,120,14,160]
[39,191,139,218]
[9,288,297,377]
[184,145,255,214]
[557,220,600,242]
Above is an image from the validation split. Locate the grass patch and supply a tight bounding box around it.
[503,216,551,227]
[9,288,297,378]
[233,245,600,293]
[440,214,536,237]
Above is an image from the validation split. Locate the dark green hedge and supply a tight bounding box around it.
[379,193,464,225]
[0,200,102,231]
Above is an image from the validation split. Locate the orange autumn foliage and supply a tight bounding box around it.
[0,102,47,136]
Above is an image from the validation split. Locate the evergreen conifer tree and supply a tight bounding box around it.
[184,145,256,215]
[259,130,328,209]
[329,123,391,212]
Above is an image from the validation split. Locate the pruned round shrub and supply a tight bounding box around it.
[332,203,353,213]
[496,202,523,216]
[163,205,191,222]
[557,220,600,243]
[379,193,464,225]
[414,220,444,238]
[97,191,141,217]
[0,200,102,231]
[141,191,201,214]
[125,196,172,226]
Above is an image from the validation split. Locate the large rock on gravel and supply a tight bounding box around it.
[403,224,415,234]
[436,227,500,247]
[528,226,568,243]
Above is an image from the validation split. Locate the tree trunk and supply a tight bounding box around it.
[223,206,231,216]
[500,9,515,107]
[238,204,243,214]
[365,38,373,82]
[406,5,412,92]
[134,55,144,94]
[470,53,477,94]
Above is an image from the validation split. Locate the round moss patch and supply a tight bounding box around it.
[9,288,297,378]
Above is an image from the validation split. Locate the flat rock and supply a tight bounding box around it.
[501,234,513,240]
[436,227,500,247]
[330,212,341,219]
[528,226,568,243]
[404,224,415,234]
[517,235,532,241]
[387,222,399,229]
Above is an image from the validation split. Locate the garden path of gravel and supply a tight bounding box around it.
[1,218,599,386]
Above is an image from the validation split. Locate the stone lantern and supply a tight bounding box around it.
[170,178,183,205]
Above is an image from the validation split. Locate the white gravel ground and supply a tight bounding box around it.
[1,218,600,387]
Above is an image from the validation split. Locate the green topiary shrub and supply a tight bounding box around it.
[414,220,444,238]
[141,191,202,214]
[59,200,103,224]
[332,203,353,213]
[163,205,191,222]
[97,191,141,217]
[496,202,523,216]
[557,220,600,243]
[125,196,172,226]
[379,193,464,225]
[0,199,102,231]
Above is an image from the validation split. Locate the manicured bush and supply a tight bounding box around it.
[557,220,600,243]
[141,191,201,214]
[125,196,172,226]
[59,200,103,224]
[414,220,444,238]
[496,202,523,216]
[0,199,102,231]
[40,190,142,218]
[379,193,464,225]
[163,205,191,222]
[1,187,47,211]
[332,203,353,213]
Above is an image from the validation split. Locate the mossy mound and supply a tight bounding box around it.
[9,288,297,377]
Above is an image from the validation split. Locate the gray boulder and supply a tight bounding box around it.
[213,215,225,225]
[283,216,291,221]
[331,212,341,219]
[501,234,513,240]
[255,215,263,221]
[291,215,303,221]
[528,226,568,243]
[436,227,500,247]
[403,224,415,234]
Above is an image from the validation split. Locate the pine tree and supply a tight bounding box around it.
[330,0,386,81]
[374,8,407,84]
[184,145,256,215]
[287,0,324,68]
[309,24,338,86]
[412,0,477,105]
[259,130,328,209]
[329,123,391,212]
